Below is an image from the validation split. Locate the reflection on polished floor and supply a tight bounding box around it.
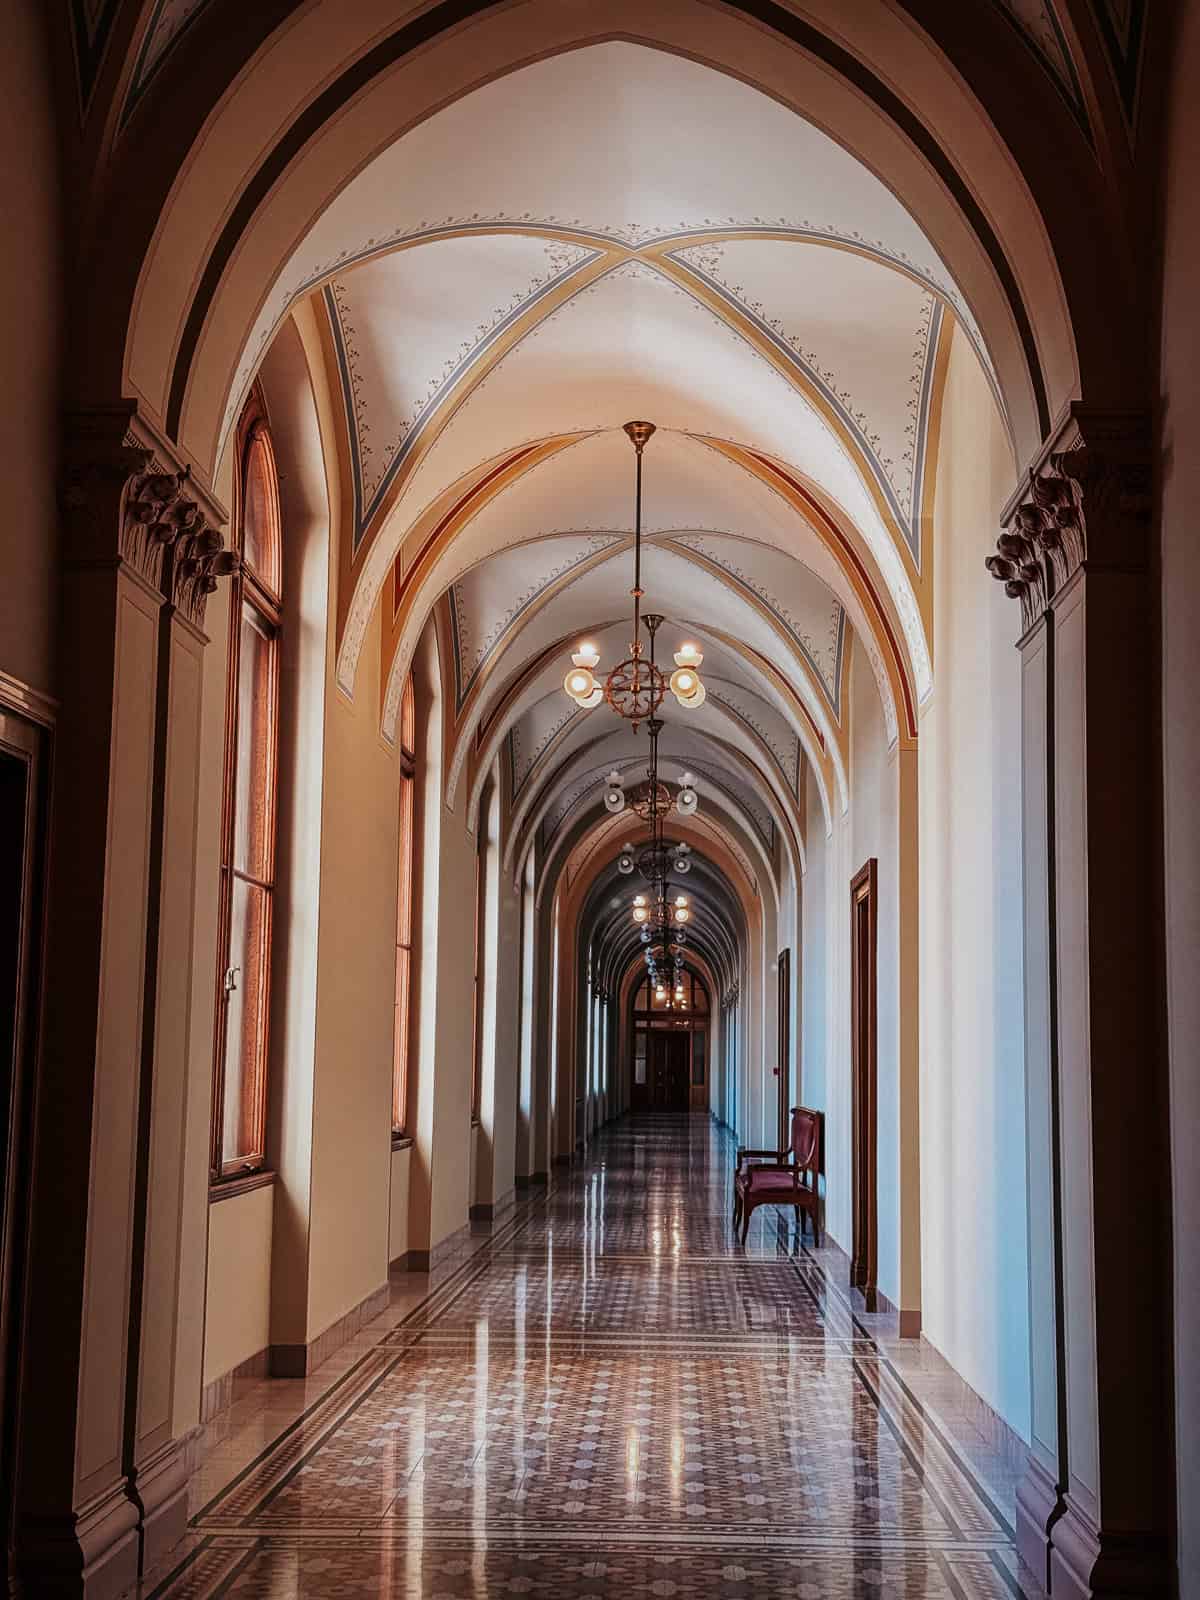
[147,1117,1035,1598]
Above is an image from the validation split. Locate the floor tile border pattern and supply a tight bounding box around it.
[146,1123,1029,1597]
[145,1537,1028,1599]
[145,1193,551,1597]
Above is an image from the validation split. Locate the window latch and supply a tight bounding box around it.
[224,965,241,993]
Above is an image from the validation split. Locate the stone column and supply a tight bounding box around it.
[987,408,1171,1598]
[15,407,232,1599]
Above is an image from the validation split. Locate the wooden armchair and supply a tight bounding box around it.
[733,1105,824,1246]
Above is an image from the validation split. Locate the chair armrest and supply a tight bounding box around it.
[736,1147,786,1170]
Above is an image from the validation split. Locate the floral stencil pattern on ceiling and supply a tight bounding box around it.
[673,243,944,565]
[706,681,801,794]
[509,705,582,800]
[122,0,215,120]
[325,240,597,549]
[219,214,998,473]
[447,534,619,710]
[989,1,1090,133]
[672,536,846,716]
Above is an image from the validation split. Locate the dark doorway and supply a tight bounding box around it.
[647,1032,690,1111]
[0,706,50,1589]
[850,860,878,1310]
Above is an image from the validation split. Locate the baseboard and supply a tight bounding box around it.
[401,1218,473,1273]
[269,1280,389,1379]
[1049,1494,1171,1599]
[16,1478,140,1600]
[200,1346,269,1424]
[515,1171,549,1189]
[469,1186,515,1222]
[130,1437,190,1576]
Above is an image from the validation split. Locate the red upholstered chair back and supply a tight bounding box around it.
[789,1106,823,1177]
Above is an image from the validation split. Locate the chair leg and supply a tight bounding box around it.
[740,1200,752,1246]
[732,1190,741,1227]
[794,1205,803,1237]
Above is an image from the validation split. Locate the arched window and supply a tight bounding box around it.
[393,676,416,1136]
[212,388,282,1180]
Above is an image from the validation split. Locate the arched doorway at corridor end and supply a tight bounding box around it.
[630,969,710,1113]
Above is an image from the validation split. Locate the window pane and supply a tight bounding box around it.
[223,876,271,1166]
[233,605,277,881]
[243,433,281,593]
[393,947,411,1131]
[397,773,414,944]
[635,1033,647,1086]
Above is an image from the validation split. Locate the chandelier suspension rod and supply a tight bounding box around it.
[631,426,646,650]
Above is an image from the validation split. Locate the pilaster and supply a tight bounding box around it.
[988,407,1171,1598]
[15,406,233,1598]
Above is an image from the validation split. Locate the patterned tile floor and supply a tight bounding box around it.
[144,1116,1039,1598]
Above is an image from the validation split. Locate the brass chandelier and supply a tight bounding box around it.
[563,421,706,726]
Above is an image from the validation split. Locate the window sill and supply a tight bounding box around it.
[391,1132,414,1151]
[209,1168,276,1204]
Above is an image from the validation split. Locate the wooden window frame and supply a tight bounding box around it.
[210,389,283,1187]
[470,804,487,1126]
[392,677,416,1141]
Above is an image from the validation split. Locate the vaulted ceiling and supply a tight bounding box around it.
[235,39,1017,910]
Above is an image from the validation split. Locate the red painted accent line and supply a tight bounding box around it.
[745,448,918,740]
[391,444,543,616]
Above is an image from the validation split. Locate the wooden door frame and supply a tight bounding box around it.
[0,689,54,1590]
[776,948,791,1148]
[850,860,878,1310]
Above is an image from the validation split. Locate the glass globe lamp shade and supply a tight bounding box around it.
[669,667,700,702]
[676,680,706,709]
[572,642,601,670]
[673,643,703,670]
[565,667,595,701]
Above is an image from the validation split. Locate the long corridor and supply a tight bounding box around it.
[151,1119,1033,1598]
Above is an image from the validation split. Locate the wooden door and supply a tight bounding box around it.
[850,861,878,1310]
[648,1033,689,1111]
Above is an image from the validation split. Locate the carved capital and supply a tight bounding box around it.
[989,408,1151,633]
[61,406,237,625]
[168,529,240,628]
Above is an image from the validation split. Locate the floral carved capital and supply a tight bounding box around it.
[62,408,237,626]
[988,410,1151,635]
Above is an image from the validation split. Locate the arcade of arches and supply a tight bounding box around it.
[0,3,1197,1597]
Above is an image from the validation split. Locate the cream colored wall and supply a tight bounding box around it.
[389,1144,411,1264]
[306,597,397,1336]
[203,1187,274,1384]
[847,641,900,1304]
[0,1,58,698]
[427,801,479,1243]
[1160,12,1200,1586]
[800,766,829,1116]
[918,327,1029,1434]
[407,621,477,1254]
[489,870,522,1205]
[473,777,520,1214]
